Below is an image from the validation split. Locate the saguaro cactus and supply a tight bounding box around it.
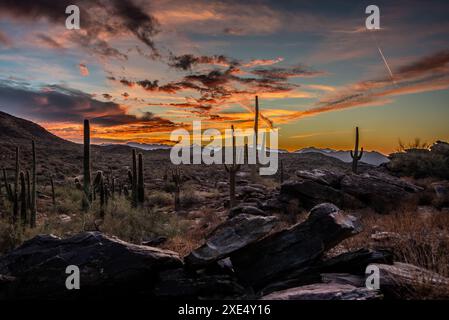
[83,119,91,210]
[137,153,145,204]
[19,171,27,226]
[131,149,138,207]
[30,140,37,228]
[251,96,259,181]
[224,125,241,208]
[350,127,364,174]
[13,146,19,223]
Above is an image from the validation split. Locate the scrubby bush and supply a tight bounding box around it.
[388,141,449,179]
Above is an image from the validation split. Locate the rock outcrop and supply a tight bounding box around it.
[185,214,278,268]
[0,232,182,299]
[230,203,361,288]
[280,169,422,212]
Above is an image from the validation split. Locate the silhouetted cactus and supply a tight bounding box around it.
[30,140,37,228]
[83,119,91,210]
[98,172,105,216]
[224,125,241,208]
[350,127,364,174]
[26,170,31,210]
[19,171,27,226]
[131,149,138,207]
[13,146,19,223]
[137,153,145,204]
[172,167,182,211]
[251,96,259,181]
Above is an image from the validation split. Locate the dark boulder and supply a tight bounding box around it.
[230,203,361,289]
[185,214,278,269]
[0,232,182,299]
[341,172,422,212]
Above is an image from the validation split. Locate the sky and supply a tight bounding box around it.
[0,0,448,154]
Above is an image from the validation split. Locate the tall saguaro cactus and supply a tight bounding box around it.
[251,96,259,181]
[224,125,241,208]
[30,140,37,228]
[350,127,364,174]
[83,119,91,210]
[131,149,138,207]
[19,171,27,226]
[137,153,145,204]
[13,146,19,223]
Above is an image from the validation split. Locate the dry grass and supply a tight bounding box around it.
[341,208,449,299]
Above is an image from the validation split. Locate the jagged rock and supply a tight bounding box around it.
[228,205,267,218]
[0,232,182,299]
[261,283,382,300]
[185,214,278,268]
[341,172,422,212]
[231,203,361,289]
[280,179,362,209]
[295,169,345,188]
[154,268,250,299]
[372,262,449,299]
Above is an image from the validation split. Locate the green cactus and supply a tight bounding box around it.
[82,119,91,210]
[19,171,27,226]
[26,170,31,210]
[131,149,138,207]
[224,125,241,208]
[98,172,105,216]
[137,153,145,204]
[350,127,364,174]
[30,140,37,228]
[13,146,19,224]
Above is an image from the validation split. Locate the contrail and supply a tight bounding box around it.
[370,31,397,86]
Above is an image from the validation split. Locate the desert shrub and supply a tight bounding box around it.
[147,190,173,207]
[0,220,23,253]
[388,140,449,179]
[180,189,202,209]
[100,197,186,244]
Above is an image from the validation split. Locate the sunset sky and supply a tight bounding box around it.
[0,0,448,154]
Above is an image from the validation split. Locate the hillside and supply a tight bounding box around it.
[0,110,75,147]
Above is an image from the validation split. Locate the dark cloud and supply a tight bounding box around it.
[0,0,160,59]
[0,80,175,128]
[92,111,174,127]
[168,54,233,70]
[102,93,112,100]
[35,33,64,49]
[251,65,324,80]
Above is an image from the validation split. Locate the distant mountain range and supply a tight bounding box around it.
[0,110,389,166]
[294,147,389,166]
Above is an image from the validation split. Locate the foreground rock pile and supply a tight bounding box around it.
[0,203,447,300]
